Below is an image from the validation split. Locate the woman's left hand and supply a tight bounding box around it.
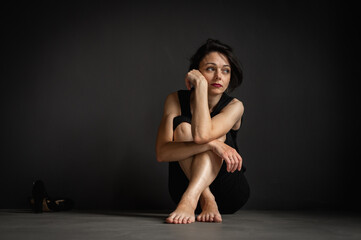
[209,140,242,173]
[185,69,207,90]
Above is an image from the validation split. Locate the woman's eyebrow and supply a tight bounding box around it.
[205,62,230,67]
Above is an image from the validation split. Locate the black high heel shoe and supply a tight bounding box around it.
[30,180,48,213]
[46,198,74,211]
[29,180,74,213]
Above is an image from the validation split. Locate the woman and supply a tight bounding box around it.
[156,39,250,224]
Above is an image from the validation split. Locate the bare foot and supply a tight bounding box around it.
[166,197,196,224]
[197,197,222,223]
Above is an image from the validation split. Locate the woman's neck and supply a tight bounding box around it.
[207,93,223,112]
[190,90,223,113]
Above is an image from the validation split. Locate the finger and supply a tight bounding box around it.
[190,69,199,74]
[232,162,238,173]
[236,154,242,171]
[231,156,238,173]
[227,158,234,173]
[185,78,191,90]
[225,158,231,172]
[228,155,235,172]
[232,152,240,171]
[238,156,242,171]
[227,156,234,172]
[232,156,238,173]
[194,69,204,77]
[234,155,241,172]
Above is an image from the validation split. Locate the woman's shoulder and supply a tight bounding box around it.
[163,91,181,116]
[164,91,179,106]
[226,96,244,111]
[166,91,178,98]
[165,89,190,99]
[225,97,244,131]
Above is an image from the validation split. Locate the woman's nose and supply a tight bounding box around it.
[215,69,222,80]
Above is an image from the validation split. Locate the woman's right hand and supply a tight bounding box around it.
[185,69,207,90]
[209,140,242,173]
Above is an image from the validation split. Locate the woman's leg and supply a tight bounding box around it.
[174,123,223,223]
[166,122,223,224]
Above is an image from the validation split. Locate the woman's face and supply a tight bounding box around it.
[199,51,231,95]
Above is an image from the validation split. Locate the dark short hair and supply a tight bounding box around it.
[189,39,243,92]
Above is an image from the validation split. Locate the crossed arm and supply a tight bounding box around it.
[155,72,244,172]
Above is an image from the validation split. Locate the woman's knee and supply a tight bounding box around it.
[198,150,223,163]
[174,122,192,141]
[193,150,223,171]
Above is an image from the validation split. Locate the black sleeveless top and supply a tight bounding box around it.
[173,89,246,173]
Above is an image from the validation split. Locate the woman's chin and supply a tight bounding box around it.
[208,88,225,96]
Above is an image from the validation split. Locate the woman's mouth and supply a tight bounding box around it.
[211,83,223,88]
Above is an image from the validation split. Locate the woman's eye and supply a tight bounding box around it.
[206,67,215,71]
[222,69,230,74]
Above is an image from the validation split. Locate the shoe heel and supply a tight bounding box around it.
[31,180,47,213]
[33,196,43,213]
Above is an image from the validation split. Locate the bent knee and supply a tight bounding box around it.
[195,150,223,166]
[174,122,192,141]
[198,150,222,160]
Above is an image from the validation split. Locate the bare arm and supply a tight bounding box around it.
[155,92,213,162]
[155,91,243,172]
[186,70,244,144]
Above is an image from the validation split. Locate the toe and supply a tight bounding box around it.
[173,215,180,224]
[166,218,174,224]
[166,213,175,223]
[214,215,222,223]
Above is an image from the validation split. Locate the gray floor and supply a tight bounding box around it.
[1,209,360,240]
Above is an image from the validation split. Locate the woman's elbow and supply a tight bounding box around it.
[156,146,168,162]
[194,134,210,144]
[156,153,165,162]
[155,146,162,162]
[156,150,164,162]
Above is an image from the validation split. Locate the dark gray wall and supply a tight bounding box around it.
[1,0,359,211]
